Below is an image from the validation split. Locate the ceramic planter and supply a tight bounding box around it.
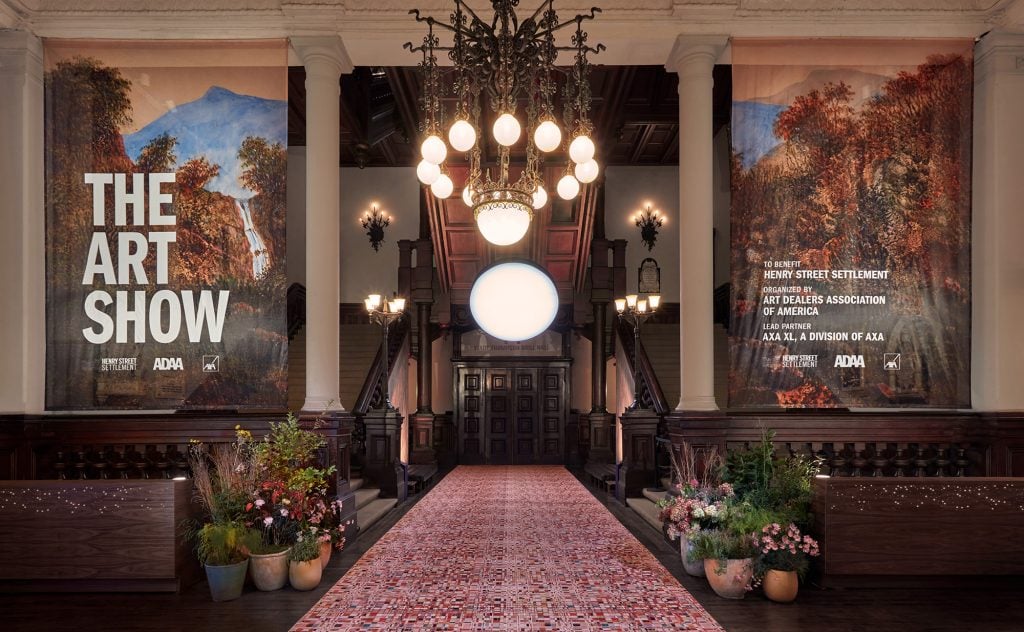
[319,540,332,569]
[680,538,705,577]
[763,569,799,603]
[289,559,323,591]
[704,558,753,599]
[205,559,248,602]
[249,548,290,591]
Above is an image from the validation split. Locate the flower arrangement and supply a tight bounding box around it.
[657,481,735,541]
[288,526,323,563]
[244,480,302,552]
[755,522,820,578]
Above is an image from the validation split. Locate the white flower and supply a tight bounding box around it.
[263,516,273,526]
[254,499,265,507]
[280,508,288,517]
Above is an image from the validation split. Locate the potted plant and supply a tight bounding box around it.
[288,527,323,591]
[755,522,820,602]
[245,480,300,591]
[690,526,758,599]
[657,443,731,577]
[187,431,261,601]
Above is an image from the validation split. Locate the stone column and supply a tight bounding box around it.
[293,36,352,414]
[666,35,727,412]
[0,32,44,415]
[973,32,1024,410]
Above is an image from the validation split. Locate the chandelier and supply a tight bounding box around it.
[408,0,604,246]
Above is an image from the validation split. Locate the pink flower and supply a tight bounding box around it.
[254,499,265,507]
[263,516,273,526]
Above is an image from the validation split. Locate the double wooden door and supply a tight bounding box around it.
[454,363,569,465]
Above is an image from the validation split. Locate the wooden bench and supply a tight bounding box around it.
[407,463,439,495]
[584,462,617,493]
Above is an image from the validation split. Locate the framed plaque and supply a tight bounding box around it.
[639,258,661,294]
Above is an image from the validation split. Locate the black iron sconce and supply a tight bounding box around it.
[634,204,664,251]
[361,204,392,252]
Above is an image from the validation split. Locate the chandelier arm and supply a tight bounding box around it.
[453,0,487,29]
[536,8,602,36]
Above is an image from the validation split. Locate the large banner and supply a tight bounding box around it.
[44,40,288,410]
[729,40,972,409]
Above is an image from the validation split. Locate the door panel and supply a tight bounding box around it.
[455,363,568,465]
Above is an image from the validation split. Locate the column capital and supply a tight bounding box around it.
[0,31,42,81]
[291,35,353,76]
[665,35,728,75]
[975,30,1024,77]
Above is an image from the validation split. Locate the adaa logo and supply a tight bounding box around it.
[834,355,865,368]
[153,357,184,371]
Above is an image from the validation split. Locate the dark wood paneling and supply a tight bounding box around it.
[0,479,200,591]
[814,477,1024,579]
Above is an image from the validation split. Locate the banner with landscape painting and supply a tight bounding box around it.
[44,40,288,410]
[729,39,972,409]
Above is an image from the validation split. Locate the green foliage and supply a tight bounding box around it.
[136,132,178,173]
[255,413,336,493]
[690,528,757,563]
[193,521,260,566]
[721,429,820,526]
[288,530,322,563]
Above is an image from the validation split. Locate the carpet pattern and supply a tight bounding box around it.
[292,466,723,631]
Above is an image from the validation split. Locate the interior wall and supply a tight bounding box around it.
[286,153,422,299]
[571,333,592,412]
[604,166,680,301]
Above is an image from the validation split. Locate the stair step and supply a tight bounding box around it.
[643,487,668,504]
[354,487,381,510]
[356,497,398,533]
[348,478,364,493]
[626,496,665,532]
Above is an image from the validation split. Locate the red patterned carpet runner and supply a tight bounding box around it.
[292,466,723,631]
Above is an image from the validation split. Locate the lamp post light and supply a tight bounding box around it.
[614,292,661,411]
[365,293,406,411]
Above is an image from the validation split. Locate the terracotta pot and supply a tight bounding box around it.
[289,559,323,591]
[249,548,290,591]
[763,569,799,603]
[205,559,248,602]
[703,558,753,599]
[680,538,705,577]
[319,541,332,569]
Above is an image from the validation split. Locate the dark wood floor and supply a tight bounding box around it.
[4,470,1024,632]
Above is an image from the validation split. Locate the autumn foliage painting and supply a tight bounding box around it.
[729,40,972,409]
[44,40,288,410]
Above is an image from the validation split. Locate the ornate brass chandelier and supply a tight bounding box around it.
[408,0,604,246]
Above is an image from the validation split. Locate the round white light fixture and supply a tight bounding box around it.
[416,159,441,185]
[431,173,454,199]
[557,174,580,200]
[462,185,474,207]
[475,200,532,246]
[421,134,447,164]
[569,134,595,164]
[532,185,548,210]
[574,158,599,184]
[492,113,522,147]
[533,120,562,153]
[448,119,477,152]
[469,261,559,341]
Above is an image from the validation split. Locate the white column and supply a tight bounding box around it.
[0,32,44,414]
[293,36,352,413]
[972,32,1024,411]
[666,35,727,412]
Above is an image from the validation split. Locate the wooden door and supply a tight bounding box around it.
[455,363,568,465]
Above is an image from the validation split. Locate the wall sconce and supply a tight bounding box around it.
[633,204,664,251]
[361,204,392,252]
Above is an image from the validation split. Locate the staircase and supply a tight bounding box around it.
[639,323,680,411]
[286,322,382,412]
[350,476,398,534]
[625,486,669,531]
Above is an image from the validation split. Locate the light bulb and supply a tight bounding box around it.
[534,120,562,153]
[431,173,454,199]
[557,174,580,201]
[492,113,522,147]
[574,159,599,184]
[416,159,441,185]
[462,185,474,207]
[569,134,595,164]
[420,134,447,164]
[615,298,626,313]
[448,119,476,152]
[532,185,548,210]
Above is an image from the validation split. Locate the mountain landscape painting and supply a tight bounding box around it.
[43,40,289,410]
[728,39,973,409]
